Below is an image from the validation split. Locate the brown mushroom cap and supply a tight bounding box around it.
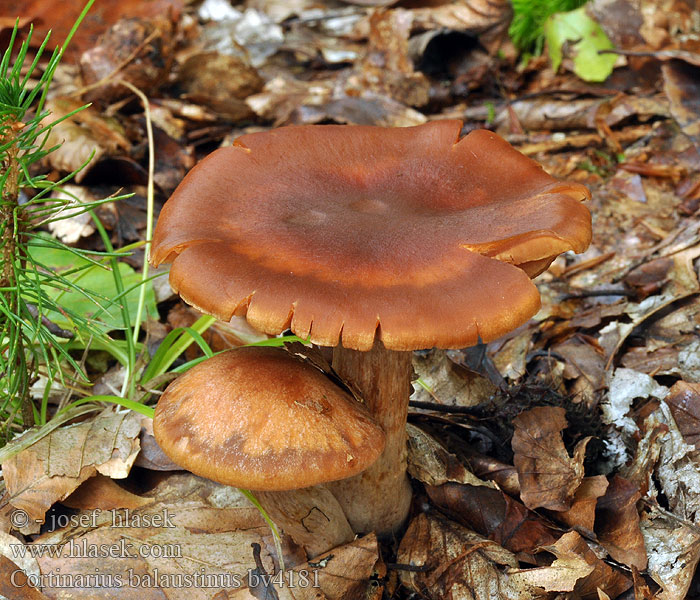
[153,347,386,491]
[151,120,591,351]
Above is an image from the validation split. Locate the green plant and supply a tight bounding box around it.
[0,4,103,434]
[509,0,587,55]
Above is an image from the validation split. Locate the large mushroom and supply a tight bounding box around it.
[150,120,592,536]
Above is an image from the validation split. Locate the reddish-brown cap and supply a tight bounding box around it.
[151,121,591,351]
[153,347,386,491]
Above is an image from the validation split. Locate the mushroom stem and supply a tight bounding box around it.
[328,342,413,535]
[256,486,355,558]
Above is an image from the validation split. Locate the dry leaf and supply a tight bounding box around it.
[641,506,700,600]
[355,9,429,107]
[2,409,141,533]
[43,98,130,181]
[426,482,558,554]
[551,475,609,534]
[411,349,497,408]
[665,380,700,448]
[397,513,539,600]
[540,531,632,599]
[406,424,494,488]
[32,473,304,600]
[595,475,647,570]
[512,406,590,511]
[509,549,594,592]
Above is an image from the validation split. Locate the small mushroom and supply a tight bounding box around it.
[153,346,385,557]
[150,120,592,536]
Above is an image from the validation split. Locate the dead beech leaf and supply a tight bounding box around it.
[508,550,594,592]
[550,475,609,534]
[397,513,539,600]
[595,475,647,570]
[406,424,493,488]
[512,406,589,511]
[541,531,631,599]
[426,482,558,554]
[2,409,141,533]
[665,380,700,448]
[641,506,700,600]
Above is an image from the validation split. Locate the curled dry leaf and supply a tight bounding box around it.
[508,547,594,593]
[2,409,141,534]
[63,474,154,511]
[406,424,494,488]
[397,513,540,600]
[595,475,647,570]
[512,406,590,511]
[426,482,559,554]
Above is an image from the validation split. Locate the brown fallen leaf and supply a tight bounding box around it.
[2,409,141,533]
[665,380,700,448]
[540,531,631,599]
[411,349,498,408]
[426,482,559,554]
[397,512,540,600]
[512,406,590,511]
[549,475,609,535]
[595,475,647,570]
[406,424,494,488]
[508,545,594,593]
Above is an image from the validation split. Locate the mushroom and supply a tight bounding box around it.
[153,346,385,557]
[150,120,592,536]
